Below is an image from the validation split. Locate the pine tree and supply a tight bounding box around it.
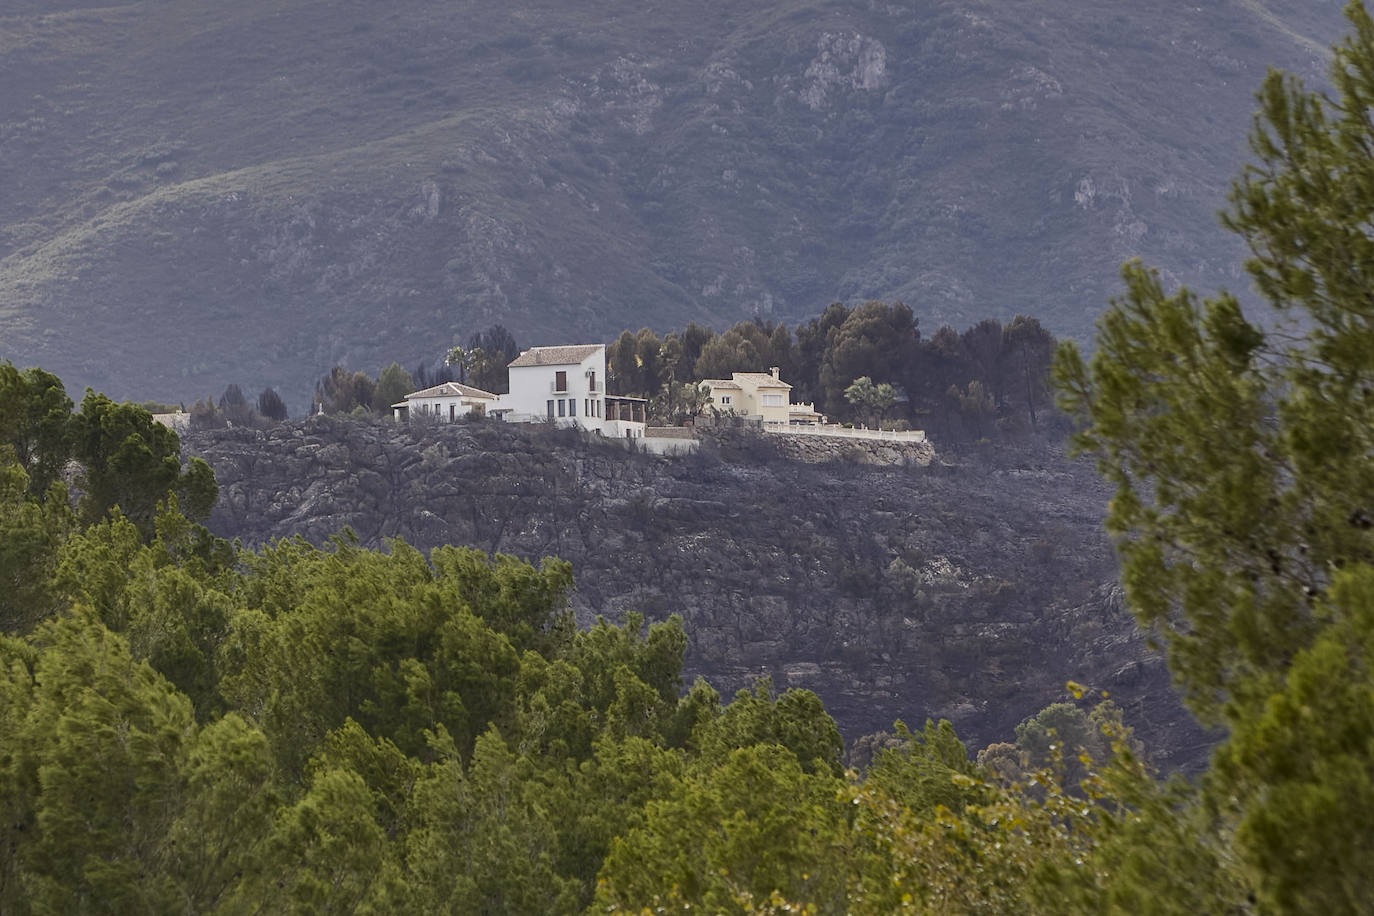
[256,385,288,421]
[1055,3,1374,908]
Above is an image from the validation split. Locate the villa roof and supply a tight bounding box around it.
[403,381,499,401]
[733,372,792,389]
[702,379,742,390]
[508,344,603,368]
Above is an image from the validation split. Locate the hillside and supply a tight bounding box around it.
[185,417,1211,770]
[0,0,1348,409]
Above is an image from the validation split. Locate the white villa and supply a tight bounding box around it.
[700,368,824,426]
[496,344,647,438]
[392,347,925,449]
[396,344,647,438]
[392,381,499,422]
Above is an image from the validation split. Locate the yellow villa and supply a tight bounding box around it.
[700,367,823,426]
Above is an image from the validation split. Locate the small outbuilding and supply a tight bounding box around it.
[393,381,499,422]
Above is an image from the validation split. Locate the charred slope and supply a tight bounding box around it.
[188,417,1209,768]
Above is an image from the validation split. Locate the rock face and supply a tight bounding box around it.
[187,416,1209,769]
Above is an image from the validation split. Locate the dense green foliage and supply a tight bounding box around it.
[0,362,216,538]
[0,459,1222,912]
[605,305,1060,440]
[1055,2,1374,910]
[0,367,1234,915]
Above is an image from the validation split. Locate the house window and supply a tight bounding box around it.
[569,398,576,417]
[547,399,555,419]
[720,395,732,406]
[558,399,566,417]
[555,370,567,392]
[588,370,596,392]
[584,398,589,416]
[449,404,456,421]
[762,393,784,406]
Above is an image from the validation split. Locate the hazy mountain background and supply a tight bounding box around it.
[0,0,1350,409]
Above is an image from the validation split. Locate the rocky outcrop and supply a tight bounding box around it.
[186,417,1209,770]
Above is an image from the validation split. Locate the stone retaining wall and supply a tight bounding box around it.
[765,430,935,466]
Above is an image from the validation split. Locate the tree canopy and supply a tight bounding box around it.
[0,366,1240,915]
[1055,2,1374,908]
[602,307,1058,438]
[1,367,216,538]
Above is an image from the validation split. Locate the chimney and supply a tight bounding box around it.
[770,366,780,379]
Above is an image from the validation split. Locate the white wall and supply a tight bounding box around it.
[603,418,647,439]
[502,347,608,432]
[406,395,488,422]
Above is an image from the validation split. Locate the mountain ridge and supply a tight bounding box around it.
[0,0,1350,408]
